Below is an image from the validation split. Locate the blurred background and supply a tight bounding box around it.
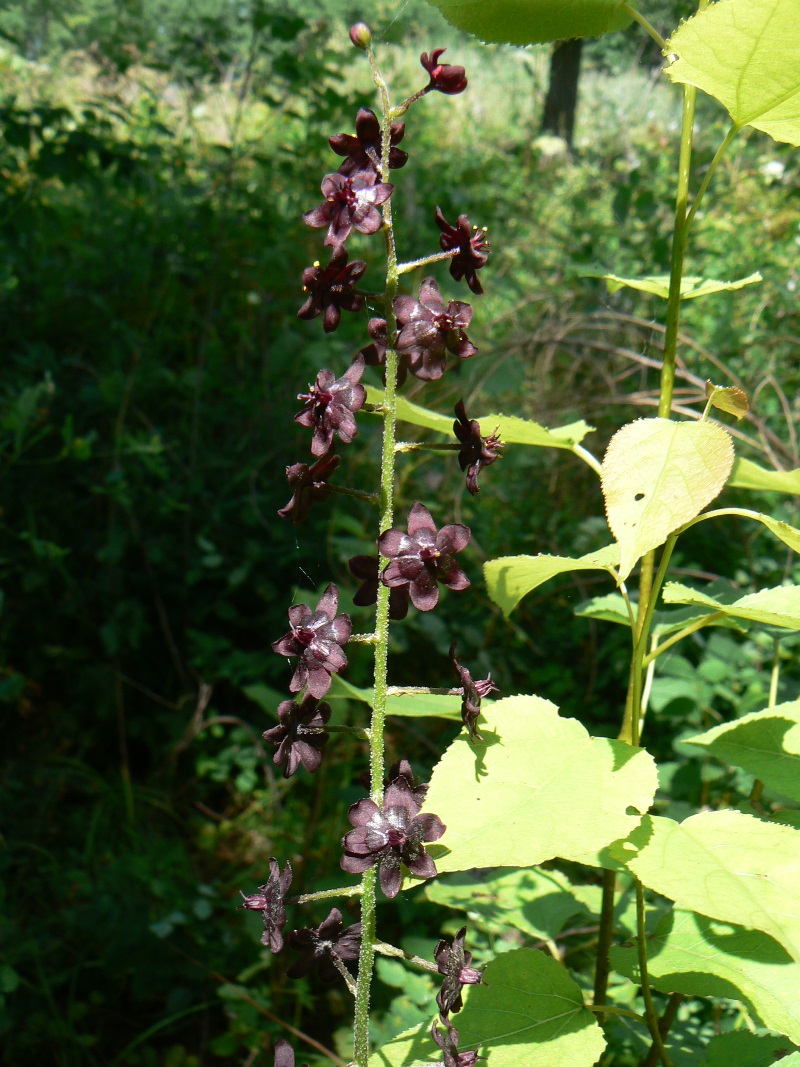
[1,1,799,1064]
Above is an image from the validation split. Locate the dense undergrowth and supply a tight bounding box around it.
[1,3,800,1064]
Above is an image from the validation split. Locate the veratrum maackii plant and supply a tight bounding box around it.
[241,4,800,1066]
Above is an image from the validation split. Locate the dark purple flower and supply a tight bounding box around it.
[431,1021,481,1067]
[263,694,331,778]
[297,247,366,333]
[349,554,410,620]
[378,502,470,613]
[277,450,340,524]
[295,357,367,456]
[303,172,393,248]
[271,584,351,699]
[435,208,490,295]
[453,401,503,495]
[329,107,408,178]
[340,769,446,898]
[435,926,485,1019]
[286,907,362,983]
[274,1039,308,1067]
[239,857,292,953]
[358,317,411,387]
[387,758,428,811]
[421,49,468,95]
[450,642,498,744]
[393,278,476,382]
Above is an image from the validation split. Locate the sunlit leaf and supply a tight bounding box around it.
[729,457,800,494]
[585,271,762,299]
[484,544,620,618]
[662,581,800,630]
[613,909,800,1045]
[629,811,800,962]
[601,418,734,580]
[425,695,657,872]
[666,0,800,146]
[687,699,800,802]
[705,381,749,418]
[422,0,630,45]
[327,674,462,720]
[370,949,605,1067]
[575,592,631,627]
[365,386,592,448]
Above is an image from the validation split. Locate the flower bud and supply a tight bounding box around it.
[349,22,371,49]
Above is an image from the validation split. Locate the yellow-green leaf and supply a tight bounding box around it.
[586,271,762,300]
[662,581,800,630]
[729,457,800,494]
[666,0,800,147]
[423,0,631,46]
[705,381,749,418]
[484,544,620,618]
[601,418,734,581]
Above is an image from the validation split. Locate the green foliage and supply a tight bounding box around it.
[425,0,632,45]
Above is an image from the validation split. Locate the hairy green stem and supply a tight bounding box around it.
[643,612,724,668]
[397,249,457,275]
[289,885,364,905]
[374,940,439,972]
[395,442,462,453]
[352,45,401,1067]
[684,124,738,233]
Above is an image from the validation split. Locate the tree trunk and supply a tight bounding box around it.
[540,38,583,148]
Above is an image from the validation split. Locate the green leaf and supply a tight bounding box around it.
[327,675,462,720]
[242,682,285,716]
[484,544,620,618]
[370,949,605,1067]
[602,418,734,580]
[425,867,590,941]
[365,386,593,448]
[706,1032,800,1067]
[575,592,631,627]
[613,908,800,1045]
[695,509,800,555]
[425,695,657,873]
[628,811,800,962]
[705,381,749,419]
[585,272,762,300]
[729,457,800,494]
[662,581,800,630]
[666,0,800,146]
[687,699,800,802]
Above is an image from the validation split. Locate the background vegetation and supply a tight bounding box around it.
[1,1,799,1064]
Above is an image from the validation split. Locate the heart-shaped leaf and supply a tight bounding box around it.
[423,0,631,46]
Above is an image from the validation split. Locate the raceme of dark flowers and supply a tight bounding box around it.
[378,501,470,612]
[297,247,365,333]
[286,907,362,983]
[271,583,351,699]
[295,356,367,457]
[450,642,499,743]
[394,278,476,381]
[340,772,446,898]
[263,694,331,778]
[349,554,410,620]
[435,926,484,1019]
[329,106,408,178]
[453,400,503,496]
[420,49,468,95]
[303,171,393,248]
[239,857,292,953]
[277,450,340,524]
[435,207,490,295]
[431,1021,481,1067]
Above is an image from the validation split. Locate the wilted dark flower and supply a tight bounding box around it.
[450,642,498,743]
[349,554,410,620]
[387,758,428,811]
[295,356,367,456]
[274,1039,308,1067]
[431,1021,481,1067]
[435,926,485,1019]
[378,502,470,612]
[393,278,476,381]
[358,316,411,387]
[421,49,468,95]
[286,907,362,983]
[453,400,503,495]
[329,107,408,178]
[303,172,393,248]
[340,770,446,898]
[297,247,366,332]
[239,857,292,953]
[263,694,331,778]
[271,584,351,699]
[435,208,490,295]
[277,450,340,524]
